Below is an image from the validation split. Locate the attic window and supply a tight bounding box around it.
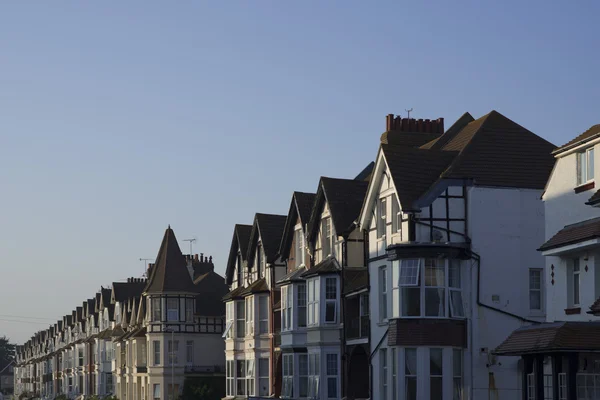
[377,198,387,239]
[167,298,179,321]
[577,147,595,186]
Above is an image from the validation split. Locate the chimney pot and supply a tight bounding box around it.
[201,253,204,262]
[194,254,199,261]
[209,255,213,263]
[386,114,394,131]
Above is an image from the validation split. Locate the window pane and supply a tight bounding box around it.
[450,291,465,318]
[530,291,541,310]
[425,259,445,286]
[430,377,442,400]
[430,349,443,376]
[589,148,595,180]
[326,278,337,299]
[401,288,420,316]
[405,377,417,400]
[399,259,420,286]
[327,377,337,398]
[529,270,541,290]
[405,349,417,375]
[325,302,336,322]
[449,260,461,288]
[425,288,445,317]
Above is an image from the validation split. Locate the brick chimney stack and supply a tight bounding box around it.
[385,114,444,134]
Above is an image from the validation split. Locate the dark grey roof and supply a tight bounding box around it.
[247,213,287,266]
[554,124,600,154]
[225,224,253,285]
[307,177,369,243]
[539,217,600,251]
[276,267,307,286]
[279,192,316,261]
[343,267,369,295]
[354,162,375,182]
[144,226,198,294]
[193,271,228,317]
[301,256,340,278]
[112,280,146,303]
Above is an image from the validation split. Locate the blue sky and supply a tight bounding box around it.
[1,1,599,343]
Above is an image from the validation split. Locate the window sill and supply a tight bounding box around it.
[565,307,581,315]
[574,181,595,194]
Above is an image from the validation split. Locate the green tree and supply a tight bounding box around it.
[181,377,224,400]
[0,336,15,369]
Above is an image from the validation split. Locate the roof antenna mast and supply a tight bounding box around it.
[139,258,153,277]
[183,238,197,256]
[405,108,413,119]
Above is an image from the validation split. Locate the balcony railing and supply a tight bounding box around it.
[184,365,223,374]
[346,315,369,340]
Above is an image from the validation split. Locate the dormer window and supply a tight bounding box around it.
[577,147,595,186]
[167,298,179,321]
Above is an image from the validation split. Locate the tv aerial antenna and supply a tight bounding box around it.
[405,108,413,119]
[183,237,197,255]
[139,258,153,277]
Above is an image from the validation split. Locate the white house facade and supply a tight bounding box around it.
[361,112,555,400]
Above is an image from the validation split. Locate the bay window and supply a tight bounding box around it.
[246,297,254,336]
[223,302,233,339]
[299,354,309,398]
[308,353,320,399]
[246,360,255,396]
[236,301,245,338]
[577,147,595,185]
[405,349,417,400]
[430,349,443,400]
[298,283,307,327]
[529,269,542,311]
[377,198,387,239]
[282,286,292,331]
[379,266,388,321]
[186,298,194,322]
[325,278,337,323]
[226,361,234,397]
[236,360,246,396]
[282,354,293,398]
[326,354,338,399]
[151,297,161,321]
[258,358,269,396]
[307,279,319,326]
[167,298,178,321]
[396,258,465,318]
[259,296,269,334]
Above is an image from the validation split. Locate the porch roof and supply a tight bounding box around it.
[538,217,600,252]
[494,321,600,356]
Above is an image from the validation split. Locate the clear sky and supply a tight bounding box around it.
[1,1,599,344]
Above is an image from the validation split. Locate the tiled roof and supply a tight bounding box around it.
[343,268,369,295]
[307,177,369,243]
[538,217,600,251]
[494,322,600,355]
[222,285,246,302]
[301,256,340,278]
[354,162,375,182]
[248,213,287,265]
[112,281,146,303]
[144,226,198,294]
[554,124,600,154]
[279,192,316,261]
[276,267,307,286]
[192,271,228,317]
[382,144,457,211]
[244,278,270,294]
[421,112,475,150]
[380,131,442,148]
[225,224,253,285]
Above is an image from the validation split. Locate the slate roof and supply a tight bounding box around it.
[222,285,246,301]
[99,288,112,310]
[343,268,369,295]
[279,192,316,261]
[112,280,146,303]
[244,278,270,294]
[248,213,287,266]
[354,162,375,182]
[144,226,198,294]
[380,111,556,211]
[276,267,307,286]
[554,124,600,154]
[380,131,442,148]
[307,177,369,243]
[301,256,340,278]
[494,322,600,355]
[225,224,253,285]
[538,217,600,251]
[192,271,228,317]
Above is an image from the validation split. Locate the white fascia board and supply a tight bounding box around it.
[541,238,600,256]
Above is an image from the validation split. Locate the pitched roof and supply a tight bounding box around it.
[343,268,369,295]
[112,280,146,303]
[192,270,228,317]
[248,213,287,265]
[381,144,457,211]
[421,112,475,150]
[144,226,198,294]
[307,177,369,242]
[222,285,247,301]
[354,162,375,182]
[279,192,316,261]
[225,224,253,285]
[554,124,600,154]
[301,256,340,278]
[276,267,307,286]
[494,322,600,355]
[538,217,600,251]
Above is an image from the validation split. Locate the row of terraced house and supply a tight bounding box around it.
[13,227,229,400]
[221,110,600,400]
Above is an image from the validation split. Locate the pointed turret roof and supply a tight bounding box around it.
[144,226,198,294]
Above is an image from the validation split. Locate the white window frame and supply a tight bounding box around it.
[529,268,543,311]
[167,298,179,322]
[377,197,387,239]
[326,353,338,399]
[299,354,309,398]
[430,348,443,400]
[246,296,254,337]
[308,353,320,400]
[380,348,387,400]
[321,217,333,257]
[391,348,397,400]
[453,349,463,400]
[236,360,246,396]
[527,373,535,400]
[295,226,304,268]
[282,286,292,332]
[404,348,417,400]
[449,260,465,318]
[258,295,269,334]
[226,360,235,397]
[246,359,255,396]
[379,266,388,321]
[282,354,294,398]
[325,277,337,324]
[572,258,581,307]
[577,147,595,185]
[307,278,319,326]
[236,301,246,338]
[185,298,194,322]
[399,259,421,286]
[224,302,234,339]
[153,384,160,400]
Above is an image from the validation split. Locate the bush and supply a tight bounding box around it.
[181,377,224,400]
